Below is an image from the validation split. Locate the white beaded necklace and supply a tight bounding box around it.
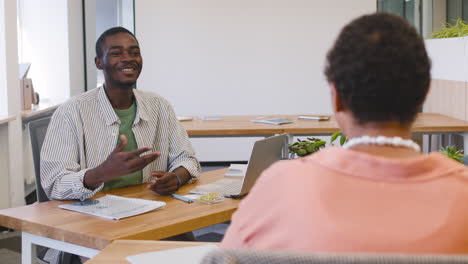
[342,136,421,152]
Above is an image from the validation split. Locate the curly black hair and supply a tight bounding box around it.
[324,13,431,125]
[95,27,138,59]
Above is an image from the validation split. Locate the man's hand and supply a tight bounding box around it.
[84,135,160,189]
[147,171,179,195]
[148,167,191,195]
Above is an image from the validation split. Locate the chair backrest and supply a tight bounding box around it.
[201,249,468,264]
[29,117,51,202]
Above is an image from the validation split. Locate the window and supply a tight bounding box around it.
[447,0,468,23]
[84,0,135,91]
[377,0,441,39]
[377,0,416,26]
[16,0,72,105]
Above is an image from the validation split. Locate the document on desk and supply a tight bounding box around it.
[251,118,293,125]
[127,244,219,264]
[58,195,166,220]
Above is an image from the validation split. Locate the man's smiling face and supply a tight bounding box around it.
[96,32,143,88]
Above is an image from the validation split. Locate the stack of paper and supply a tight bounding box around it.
[251,118,293,125]
[58,195,166,220]
[127,244,219,264]
[224,164,248,177]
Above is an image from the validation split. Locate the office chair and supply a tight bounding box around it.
[29,117,77,264]
[29,117,51,203]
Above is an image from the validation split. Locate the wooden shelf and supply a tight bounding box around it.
[21,102,61,118]
[0,115,16,125]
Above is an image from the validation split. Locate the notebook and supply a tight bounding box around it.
[190,134,288,197]
[58,195,166,220]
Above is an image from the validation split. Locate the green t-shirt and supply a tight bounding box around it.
[103,102,143,191]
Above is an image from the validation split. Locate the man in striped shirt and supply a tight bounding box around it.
[41,27,201,201]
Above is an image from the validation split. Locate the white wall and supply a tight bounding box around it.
[136,0,376,116]
[0,0,7,117]
[135,0,376,161]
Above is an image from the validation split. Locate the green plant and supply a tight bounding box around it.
[330,131,348,146]
[288,132,348,158]
[431,19,468,39]
[289,137,327,157]
[440,145,466,163]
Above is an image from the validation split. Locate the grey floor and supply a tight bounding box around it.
[0,165,229,264]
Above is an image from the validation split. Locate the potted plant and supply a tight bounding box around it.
[440,145,466,163]
[424,18,468,123]
[288,132,347,158]
[289,133,466,163]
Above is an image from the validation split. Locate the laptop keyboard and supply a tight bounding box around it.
[221,180,243,195]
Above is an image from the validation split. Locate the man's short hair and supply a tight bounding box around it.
[95,27,138,58]
[324,13,431,125]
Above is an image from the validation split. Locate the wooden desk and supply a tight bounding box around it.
[182,113,468,152]
[0,169,236,264]
[86,240,214,264]
[182,113,468,136]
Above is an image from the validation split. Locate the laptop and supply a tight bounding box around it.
[191,134,288,198]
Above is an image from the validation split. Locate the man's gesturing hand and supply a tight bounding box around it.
[147,167,192,195]
[147,171,179,195]
[84,135,160,189]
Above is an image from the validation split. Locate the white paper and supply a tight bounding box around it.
[199,116,223,121]
[127,244,219,264]
[224,164,247,177]
[177,116,193,121]
[58,195,166,220]
[251,118,293,125]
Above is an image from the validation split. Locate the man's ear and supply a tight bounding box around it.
[95,57,103,70]
[330,83,344,113]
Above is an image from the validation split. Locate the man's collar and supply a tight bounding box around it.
[133,90,150,122]
[97,86,120,125]
[97,86,150,126]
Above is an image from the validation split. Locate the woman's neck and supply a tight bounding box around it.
[340,118,421,159]
[344,123,412,139]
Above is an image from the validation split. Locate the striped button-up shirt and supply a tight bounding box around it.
[41,86,201,200]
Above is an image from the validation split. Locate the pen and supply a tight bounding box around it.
[171,194,194,203]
